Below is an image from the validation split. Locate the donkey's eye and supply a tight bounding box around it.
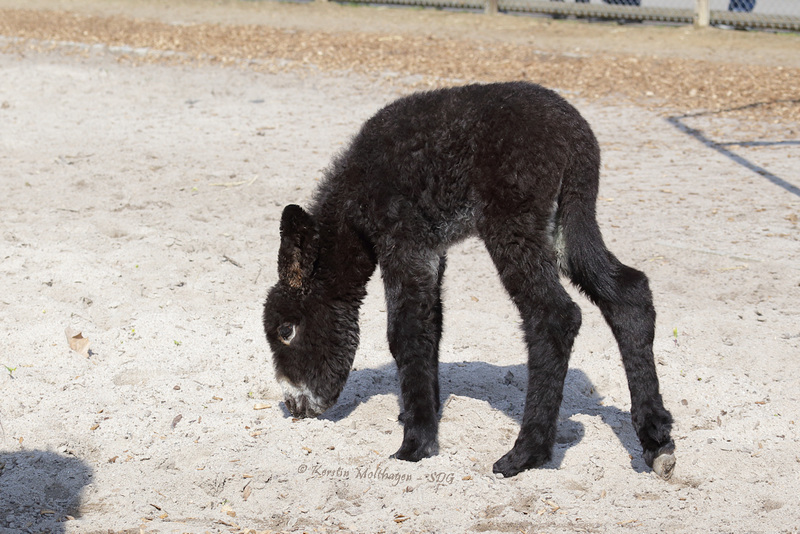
[277,322,296,345]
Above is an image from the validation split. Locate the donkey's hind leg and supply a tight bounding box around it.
[561,211,675,478]
[480,213,582,477]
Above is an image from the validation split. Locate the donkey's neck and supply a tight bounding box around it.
[312,200,376,302]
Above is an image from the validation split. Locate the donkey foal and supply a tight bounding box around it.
[262,82,675,478]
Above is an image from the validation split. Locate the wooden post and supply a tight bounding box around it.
[485,0,498,15]
[694,0,710,27]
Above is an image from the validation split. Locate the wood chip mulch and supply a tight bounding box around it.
[1,7,798,123]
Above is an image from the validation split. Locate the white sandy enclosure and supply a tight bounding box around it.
[1,47,800,533]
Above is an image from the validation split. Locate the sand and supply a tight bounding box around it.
[1,2,799,533]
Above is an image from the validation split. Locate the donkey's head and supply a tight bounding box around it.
[263,205,360,418]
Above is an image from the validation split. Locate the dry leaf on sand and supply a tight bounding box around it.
[65,327,90,357]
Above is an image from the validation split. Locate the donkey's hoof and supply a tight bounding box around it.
[652,451,676,480]
[492,454,524,478]
[644,440,675,479]
[492,447,550,478]
[391,433,438,462]
[391,444,436,462]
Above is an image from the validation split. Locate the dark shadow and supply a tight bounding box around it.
[667,101,800,197]
[717,140,800,148]
[281,361,647,473]
[0,450,93,532]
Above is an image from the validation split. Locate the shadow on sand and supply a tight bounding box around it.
[279,360,650,474]
[667,101,800,198]
[0,449,92,533]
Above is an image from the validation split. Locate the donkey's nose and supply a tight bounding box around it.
[284,395,303,418]
[278,378,330,418]
[285,395,319,418]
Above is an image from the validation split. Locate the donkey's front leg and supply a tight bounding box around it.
[382,253,444,462]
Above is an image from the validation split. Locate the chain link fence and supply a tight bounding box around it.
[330,0,800,30]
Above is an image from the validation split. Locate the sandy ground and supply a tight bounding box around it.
[1,1,800,533]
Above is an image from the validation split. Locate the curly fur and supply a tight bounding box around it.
[263,81,674,477]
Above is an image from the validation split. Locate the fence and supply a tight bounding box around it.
[325,0,800,31]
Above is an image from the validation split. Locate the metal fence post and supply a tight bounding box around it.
[694,0,710,27]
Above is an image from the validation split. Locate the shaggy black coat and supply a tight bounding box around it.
[263,81,675,478]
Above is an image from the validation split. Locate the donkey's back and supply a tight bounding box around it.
[320,82,600,252]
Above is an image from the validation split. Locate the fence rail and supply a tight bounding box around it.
[324,0,800,31]
[499,1,696,22]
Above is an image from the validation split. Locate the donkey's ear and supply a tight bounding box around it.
[278,204,319,290]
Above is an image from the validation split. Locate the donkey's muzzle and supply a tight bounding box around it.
[278,378,332,418]
[284,394,323,418]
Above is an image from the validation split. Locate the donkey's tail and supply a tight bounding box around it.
[554,133,638,306]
